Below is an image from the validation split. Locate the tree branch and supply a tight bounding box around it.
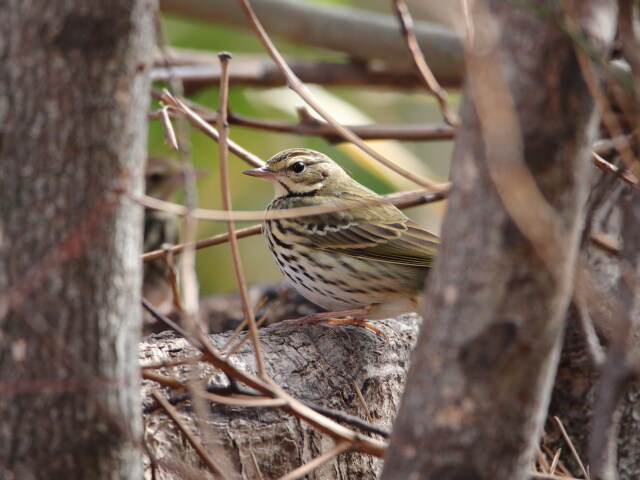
[159,0,464,85]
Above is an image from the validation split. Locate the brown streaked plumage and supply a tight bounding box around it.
[143,157,183,311]
[244,148,439,330]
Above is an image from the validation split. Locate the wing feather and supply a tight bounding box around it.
[284,197,439,267]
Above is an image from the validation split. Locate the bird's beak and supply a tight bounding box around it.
[243,166,276,179]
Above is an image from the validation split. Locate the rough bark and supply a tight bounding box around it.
[548,167,640,479]
[382,2,617,479]
[141,315,420,479]
[0,1,153,479]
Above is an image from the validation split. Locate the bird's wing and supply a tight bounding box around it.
[144,210,180,253]
[288,198,439,267]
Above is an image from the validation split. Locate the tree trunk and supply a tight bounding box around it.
[548,156,640,479]
[141,316,420,479]
[382,2,617,479]
[0,1,153,478]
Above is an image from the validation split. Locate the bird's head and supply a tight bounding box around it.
[243,148,352,198]
[145,157,206,200]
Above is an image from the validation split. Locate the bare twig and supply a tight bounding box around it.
[151,389,231,479]
[159,106,179,151]
[151,57,432,90]
[142,225,262,262]
[563,4,639,178]
[592,152,639,187]
[236,0,439,191]
[145,378,391,439]
[277,442,352,480]
[216,52,268,379]
[140,187,449,263]
[154,17,201,325]
[352,381,373,424]
[530,474,581,480]
[549,449,562,474]
[135,182,450,222]
[222,302,276,357]
[553,417,589,480]
[250,450,265,480]
[151,100,455,142]
[588,230,621,257]
[391,0,459,126]
[156,91,264,168]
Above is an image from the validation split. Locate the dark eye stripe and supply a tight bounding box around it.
[276,180,292,194]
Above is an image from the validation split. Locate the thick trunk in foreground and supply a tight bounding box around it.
[382,2,617,479]
[0,1,152,478]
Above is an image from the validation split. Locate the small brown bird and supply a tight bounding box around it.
[244,148,439,332]
[143,157,183,310]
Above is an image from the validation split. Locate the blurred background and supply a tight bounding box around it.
[150,0,458,296]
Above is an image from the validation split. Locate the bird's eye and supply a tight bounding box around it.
[291,161,306,174]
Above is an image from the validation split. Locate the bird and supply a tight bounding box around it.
[142,157,183,313]
[243,148,439,334]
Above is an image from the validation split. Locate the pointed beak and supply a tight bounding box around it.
[243,166,276,179]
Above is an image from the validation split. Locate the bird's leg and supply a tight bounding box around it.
[280,304,387,338]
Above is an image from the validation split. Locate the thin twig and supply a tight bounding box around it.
[145,375,391,438]
[563,4,639,178]
[550,449,562,474]
[220,296,270,353]
[140,187,448,263]
[553,417,589,480]
[143,225,262,262]
[151,57,432,90]
[159,106,179,151]
[541,445,574,477]
[156,90,264,168]
[222,301,277,356]
[391,0,458,126]
[154,18,201,326]
[150,389,230,479]
[277,442,352,480]
[217,52,268,379]
[588,230,621,257]
[591,152,639,187]
[536,447,551,472]
[135,183,450,223]
[236,0,439,191]
[224,313,271,357]
[151,92,455,142]
[352,381,373,424]
[530,473,581,480]
[250,450,265,480]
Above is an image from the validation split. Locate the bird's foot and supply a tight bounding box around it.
[279,304,387,339]
[325,316,387,339]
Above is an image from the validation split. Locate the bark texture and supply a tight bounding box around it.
[382,2,617,479]
[548,166,640,479]
[141,315,420,479]
[0,1,153,478]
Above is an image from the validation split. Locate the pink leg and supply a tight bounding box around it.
[280,304,387,338]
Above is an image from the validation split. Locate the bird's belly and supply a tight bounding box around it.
[269,243,422,319]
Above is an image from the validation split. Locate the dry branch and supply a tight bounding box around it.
[151,56,431,91]
[159,0,464,84]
